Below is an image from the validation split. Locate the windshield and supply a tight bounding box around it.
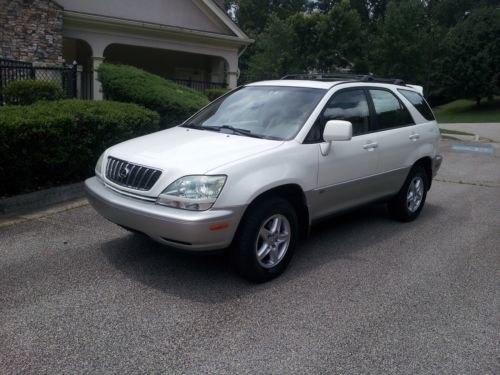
[182,86,326,140]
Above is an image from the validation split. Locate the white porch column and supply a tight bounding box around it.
[225,53,239,89]
[92,56,105,100]
[227,71,239,89]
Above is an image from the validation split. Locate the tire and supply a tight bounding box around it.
[232,197,298,283]
[388,165,428,222]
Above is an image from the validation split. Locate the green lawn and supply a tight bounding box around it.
[433,97,500,123]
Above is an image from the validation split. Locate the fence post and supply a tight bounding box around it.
[71,61,78,99]
[0,64,3,104]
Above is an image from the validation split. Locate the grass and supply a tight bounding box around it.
[433,97,500,123]
[439,128,474,136]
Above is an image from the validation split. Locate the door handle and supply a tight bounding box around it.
[363,142,378,150]
[409,133,420,141]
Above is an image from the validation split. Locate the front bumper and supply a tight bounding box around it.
[85,177,245,251]
[432,155,443,177]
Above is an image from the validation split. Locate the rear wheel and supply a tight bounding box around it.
[233,197,298,282]
[388,165,428,222]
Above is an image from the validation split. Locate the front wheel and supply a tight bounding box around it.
[388,165,428,222]
[232,197,298,283]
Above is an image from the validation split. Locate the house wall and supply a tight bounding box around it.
[56,0,233,35]
[0,0,63,63]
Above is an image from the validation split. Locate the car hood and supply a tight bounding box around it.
[106,126,284,176]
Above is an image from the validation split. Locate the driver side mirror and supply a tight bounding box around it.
[323,120,353,142]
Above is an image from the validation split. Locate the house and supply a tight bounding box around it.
[0,0,252,99]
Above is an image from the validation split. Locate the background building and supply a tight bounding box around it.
[0,0,252,98]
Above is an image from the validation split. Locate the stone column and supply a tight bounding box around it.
[92,56,104,100]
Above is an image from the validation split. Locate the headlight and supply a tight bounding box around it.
[156,175,227,211]
[95,153,105,177]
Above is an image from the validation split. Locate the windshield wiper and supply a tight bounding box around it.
[182,123,220,132]
[184,123,274,139]
[205,125,265,138]
[182,123,203,129]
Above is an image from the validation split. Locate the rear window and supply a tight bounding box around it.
[398,89,435,121]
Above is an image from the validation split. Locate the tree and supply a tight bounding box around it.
[244,0,368,82]
[227,0,308,35]
[311,0,367,72]
[370,0,441,89]
[241,15,301,82]
[310,0,388,23]
[427,0,500,27]
[438,7,500,105]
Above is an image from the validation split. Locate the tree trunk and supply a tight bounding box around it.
[476,97,481,107]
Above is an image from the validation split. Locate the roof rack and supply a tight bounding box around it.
[280,73,406,86]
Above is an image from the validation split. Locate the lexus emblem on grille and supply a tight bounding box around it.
[119,166,130,179]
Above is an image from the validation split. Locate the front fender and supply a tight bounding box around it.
[211,142,318,209]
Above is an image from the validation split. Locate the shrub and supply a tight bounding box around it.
[205,88,231,101]
[97,64,209,128]
[3,79,64,105]
[0,100,160,197]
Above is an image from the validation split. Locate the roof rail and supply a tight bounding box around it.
[280,73,406,86]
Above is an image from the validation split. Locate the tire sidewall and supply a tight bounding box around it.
[233,197,298,282]
[391,166,428,221]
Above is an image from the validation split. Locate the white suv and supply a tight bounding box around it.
[86,76,442,282]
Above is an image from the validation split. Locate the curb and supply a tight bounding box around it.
[440,135,493,143]
[0,181,85,217]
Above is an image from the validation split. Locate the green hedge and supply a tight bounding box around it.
[97,64,209,128]
[0,100,160,197]
[3,80,64,105]
[205,88,231,101]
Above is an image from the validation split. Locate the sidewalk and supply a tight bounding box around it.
[439,123,500,142]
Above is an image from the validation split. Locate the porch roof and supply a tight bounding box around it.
[62,10,253,49]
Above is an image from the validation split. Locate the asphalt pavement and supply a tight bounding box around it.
[1,139,499,374]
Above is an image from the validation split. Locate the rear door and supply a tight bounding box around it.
[398,88,440,154]
[367,88,418,196]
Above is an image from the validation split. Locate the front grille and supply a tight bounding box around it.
[105,157,161,191]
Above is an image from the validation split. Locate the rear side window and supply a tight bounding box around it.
[398,89,435,121]
[369,89,415,130]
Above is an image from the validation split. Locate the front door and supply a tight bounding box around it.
[310,89,380,220]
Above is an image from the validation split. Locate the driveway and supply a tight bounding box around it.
[1,139,499,374]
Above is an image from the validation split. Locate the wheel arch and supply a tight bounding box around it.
[237,184,310,239]
[412,156,433,190]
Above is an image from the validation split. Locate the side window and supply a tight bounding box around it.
[304,89,371,143]
[369,89,415,130]
[398,89,435,121]
[323,89,371,136]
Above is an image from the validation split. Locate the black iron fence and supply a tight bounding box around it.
[80,70,93,100]
[0,58,78,103]
[170,78,227,93]
[1,58,227,103]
